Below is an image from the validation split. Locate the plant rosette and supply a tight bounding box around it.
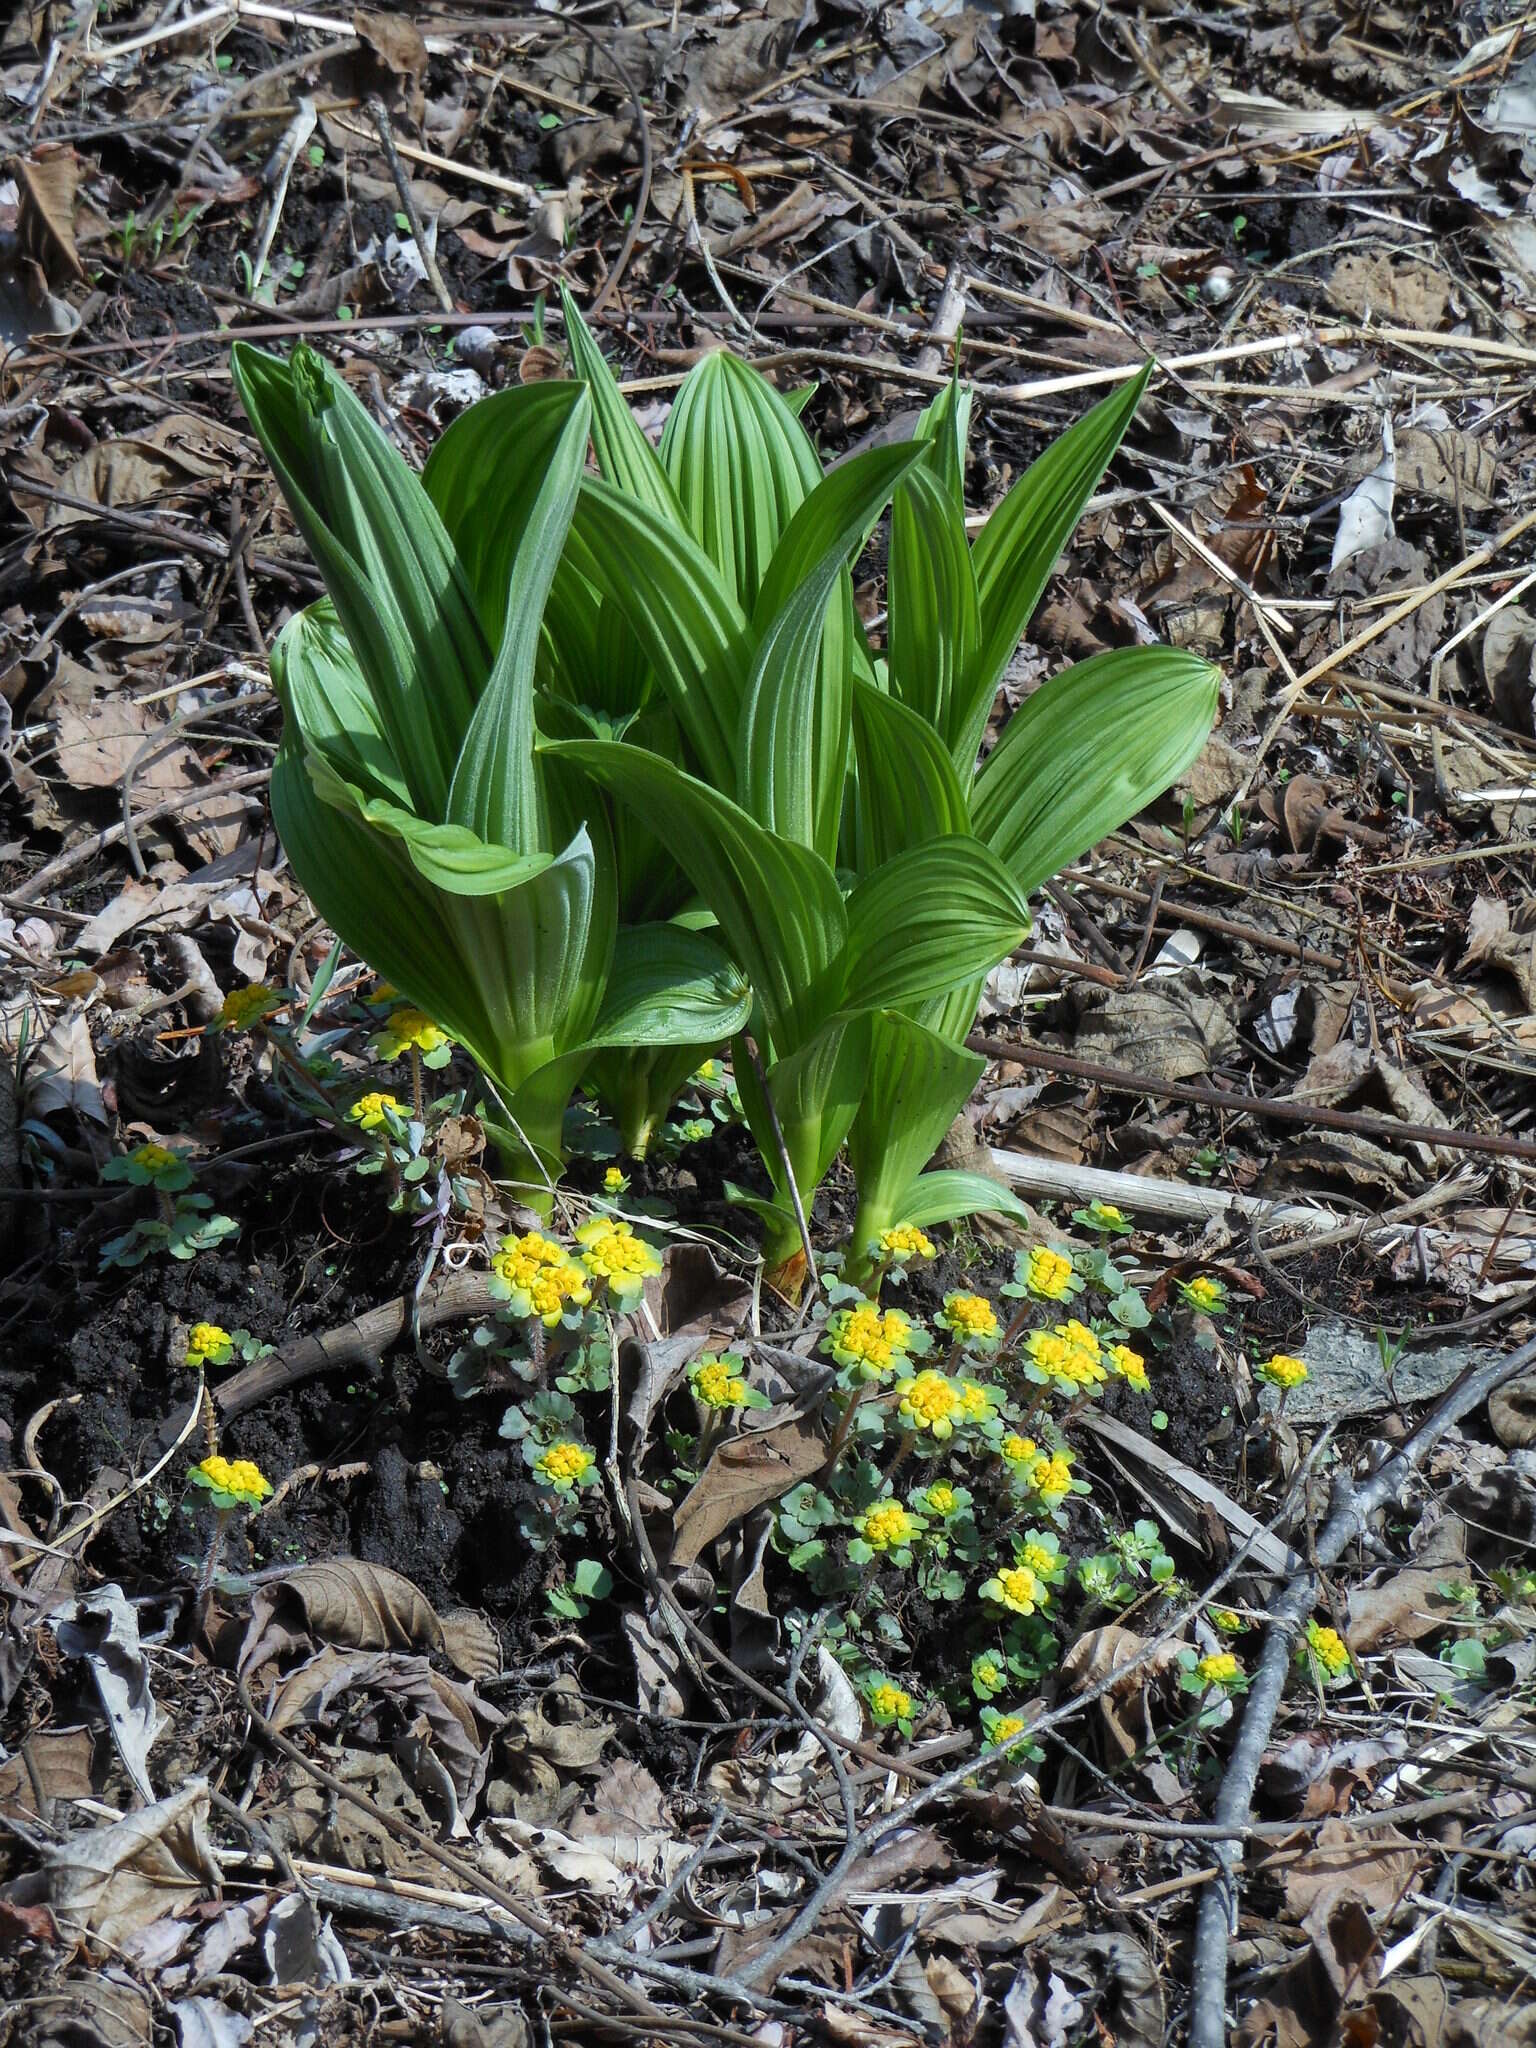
[999,1434,1083,1510]
[1003,1244,1083,1307]
[575,1216,663,1309]
[1105,1341,1151,1394]
[347,1090,408,1135]
[821,1299,928,1382]
[184,1323,235,1370]
[189,1455,272,1512]
[1256,1352,1309,1393]
[877,1223,936,1274]
[1072,1199,1134,1238]
[102,1142,196,1192]
[373,1005,453,1069]
[689,1353,768,1414]
[527,1438,599,1496]
[913,1479,971,1523]
[866,1678,916,1735]
[980,1704,1042,1761]
[1176,1274,1228,1315]
[1299,1618,1353,1685]
[936,1291,1002,1354]
[490,1229,591,1328]
[848,1495,926,1567]
[971,1650,1007,1700]
[1180,1648,1248,1698]
[499,1391,600,1504]
[1022,1325,1108,1399]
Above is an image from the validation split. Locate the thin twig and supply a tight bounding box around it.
[366,94,454,314]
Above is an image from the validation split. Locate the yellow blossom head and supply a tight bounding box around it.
[348,1090,403,1131]
[988,1713,1028,1747]
[823,1301,914,1380]
[1025,1246,1074,1301]
[1107,1343,1150,1393]
[375,1006,448,1059]
[923,1482,956,1517]
[190,1454,271,1510]
[1021,1540,1059,1578]
[1195,1652,1242,1688]
[575,1217,662,1302]
[1180,1274,1227,1313]
[185,1323,233,1369]
[217,983,279,1031]
[535,1440,594,1491]
[1304,1620,1351,1677]
[603,1165,628,1195]
[860,1502,916,1553]
[1058,1319,1100,1359]
[1029,1452,1074,1504]
[985,1565,1046,1617]
[1258,1353,1309,1391]
[1088,1201,1125,1227]
[896,1369,963,1439]
[940,1292,1000,1345]
[879,1223,935,1262]
[869,1681,912,1722]
[692,1355,749,1409]
[1001,1433,1037,1466]
[958,1380,996,1421]
[1212,1608,1247,1634]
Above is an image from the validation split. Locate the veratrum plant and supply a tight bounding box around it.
[231,344,751,1201]
[550,300,1219,1275]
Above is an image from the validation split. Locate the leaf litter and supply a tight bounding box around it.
[4,2,1536,2044]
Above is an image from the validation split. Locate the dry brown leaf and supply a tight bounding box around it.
[12,149,85,284]
[1461,894,1536,1010]
[1059,1625,1183,1761]
[44,1779,219,1944]
[353,7,427,79]
[1326,251,1450,327]
[239,1557,446,1679]
[1490,1371,1536,1448]
[1482,612,1536,736]
[1067,980,1241,1083]
[0,1727,96,1820]
[439,1606,501,1681]
[1236,1891,1382,2047]
[1278,1819,1421,1922]
[1348,1521,1469,1650]
[1396,425,1496,510]
[670,1408,826,1567]
[23,1008,107,1124]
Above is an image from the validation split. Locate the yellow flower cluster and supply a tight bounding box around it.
[133,1142,179,1172]
[576,1217,663,1294]
[923,1483,956,1516]
[896,1370,963,1439]
[375,1006,448,1059]
[958,1380,995,1421]
[1025,1327,1106,1393]
[988,1565,1047,1617]
[603,1165,628,1195]
[1019,1539,1059,1578]
[869,1682,912,1721]
[989,1713,1028,1747]
[185,1323,232,1369]
[1212,1608,1247,1634]
[348,1091,403,1131]
[824,1302,914,1379]
[218,983,277,1030]
[1025,1246,1074,1301]
[879,1223,935,1261]
[1258,1353,1309,1390]
[1088,1202,1125,1227]
[1306,1620,1351,1676]
[861,1502,915,1552]
[192,1455,271,1508]
[1000,1434,1074,1504]
[1182,1275,1226,1312]
[1107,1342,1150,1393]
[492,1231,590,1324]
[535,1441,594,1489]
[942,1292,999,1342]
[692,1356,749,1409]
[1195,1652,1242,1687]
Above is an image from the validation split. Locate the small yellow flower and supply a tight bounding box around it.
[218,983,278,1031]
[692,1356,749,1409]
[988,1713,1028,1747]
[869,1681,912,1721]
[1195,1652,1242,1688]
[1181,1275,1227,1313]
[1058,1319,1100,1359]
[973,1656,1004,1692]
[986,1565,1047,1616]
[185,1323,233,1369]
[133,1142,179,1172]
[1029,1453,1074,1505]
[603,1165,629,1195]
[1025,1246,1074,1301]
[692,1058,721,1085]
[374,1006,448,1059]
[575,1217,663,1296]
[861,1502,915,1553]
[1305,1620,1352,1677]
[824,1302,914,1380]
[1089,1202,1125,1226]
[1021,1540,1059,1578]
[535,1441,594,1489]
[879,1223,935,1261]
[1258,1353,1309,1391]
[957,1380,996,1421]
[191,1454,271,1509]
[1212,1608,1247,1634]
[348,1090,403,1131]
[941,1292,1000,1343]
[492,1232,590,1325]
[896,1369,963,1438]
[1107,1343,1150,1393]
[924,1482,956,1516]
[1001,1433,1038,1466]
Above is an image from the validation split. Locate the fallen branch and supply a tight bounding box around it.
[966,1032,1536,1164]
[1187,1331,1536,2048]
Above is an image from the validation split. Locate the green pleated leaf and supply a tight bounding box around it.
[886,462,981,753]
[269,599,409,807]
[446,387,591,854]
[850,678,971,871]
[890,1167,1035,1232]
[545,737,846,1053]
[970,645,1220,897]
[661,348,822,614]
[734,1013,871,1239]
[232,342,487,818]
[563,480,751,787]
[955,362,1153,777]
[558,285,684,522]
[913,373,972,511]
[822,836,1029,1018]
[846,1011,984,1255]
[742,441,922,858]
[578,923,752,1050]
